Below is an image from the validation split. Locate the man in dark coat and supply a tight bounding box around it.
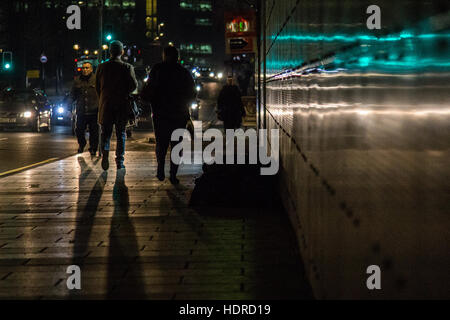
[217,77,246,129]
[70,61,99,156]
[141,46,196,184]
[95,40,138,170]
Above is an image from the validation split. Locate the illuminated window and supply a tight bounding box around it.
[180,0,212,12]
[105,0,121,8]
[180,1,193,9]
[147,0,157,15]
[180,43,212,55]
[123,1,136,8]
[195,18,212,26]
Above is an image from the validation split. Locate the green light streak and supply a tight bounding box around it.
[272,32,450,43]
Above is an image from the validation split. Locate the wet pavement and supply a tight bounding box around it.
[0,148,312,299]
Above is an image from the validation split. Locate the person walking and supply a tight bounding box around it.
[141,46,196,184]
[217,77,246,129]
[95,40,138,170]
[69,61,99,156]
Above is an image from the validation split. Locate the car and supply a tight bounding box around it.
[0,87,52,132]
[191,67,224,82]
[190,99,200,120]
[51,93,72,126]
[195,80,203,94]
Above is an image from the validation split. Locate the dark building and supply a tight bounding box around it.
[0,0,230,91]
[0,0,149,92]
[157,0,225,72]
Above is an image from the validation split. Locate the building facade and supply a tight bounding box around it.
[157,0,225,71]
[0,0,149,91]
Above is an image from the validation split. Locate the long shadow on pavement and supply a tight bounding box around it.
[107,169,146,299]
[72,158,107,259]
[70,157,107,298]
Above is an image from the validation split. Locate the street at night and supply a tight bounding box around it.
[0,0,449,312]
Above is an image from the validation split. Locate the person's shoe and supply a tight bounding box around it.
[101,151,109,170]
[156,165,165,181]
[116,162,125,170]
[78,145,85,153]
[169,174,180,185]
[89,149,96,157]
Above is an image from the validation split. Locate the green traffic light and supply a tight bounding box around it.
[4,63,10,69]
[106,34,112,41]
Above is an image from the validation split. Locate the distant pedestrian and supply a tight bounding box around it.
[217,77,246,129]
[95,40,138,170]
[69,62,99,156]
[141,46,196,184]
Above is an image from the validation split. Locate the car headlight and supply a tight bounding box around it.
[58,107,64,114]
[217,72,223,79]
[196,85,201,92]
[23,111,32,118]
[209,72,215,78]
[191,102,198,109]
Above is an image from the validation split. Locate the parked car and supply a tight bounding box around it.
[0,87,52,132]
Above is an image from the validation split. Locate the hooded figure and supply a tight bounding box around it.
[217,77,246,129]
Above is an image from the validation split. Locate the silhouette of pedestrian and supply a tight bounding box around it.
[141,46,196,184]
[217,77,246,129]
[69,61,99,156]
[96,40,138,171]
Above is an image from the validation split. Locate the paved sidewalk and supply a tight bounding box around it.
[0,150,312,299]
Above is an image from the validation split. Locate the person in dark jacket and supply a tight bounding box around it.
[70,62,99,156]
[95,40,138,170]
[141,46,196,184]
[217,77,246,129]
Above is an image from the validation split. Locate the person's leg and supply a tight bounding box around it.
[101,121,113,170]
[115,119,127,169]
[169,119,188,184]
[75,114,87,153]
[153,117,171,180]
[87,114,99,155]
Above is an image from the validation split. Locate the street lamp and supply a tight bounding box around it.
[102,45,108,50]
[94,50,99,55]
[73,44,80,50]
[84,50,89,55]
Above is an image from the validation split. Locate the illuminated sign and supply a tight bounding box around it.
[226,17,250,33]
[225,10,256,54]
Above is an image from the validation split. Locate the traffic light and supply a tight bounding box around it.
[105,24,113,41]
[2,51,12,71]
